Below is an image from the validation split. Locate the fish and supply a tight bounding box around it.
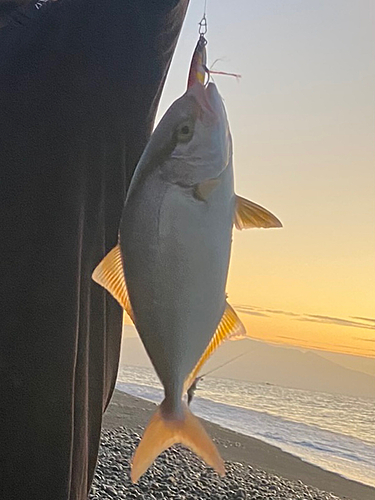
[92,40,282,483]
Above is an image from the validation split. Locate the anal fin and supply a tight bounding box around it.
[184,302,246,393]
[92,244,134,322]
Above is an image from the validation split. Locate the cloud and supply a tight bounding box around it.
[274,336,375,355]
[276,335,301,341]
[234,306,269,317]
[234,304,297,317]
[234,305,261,311]
[234,305,375,331]
[298,314,375,330]
[351,316,375,324]
[329,343,375,352]
[263,309,300,317]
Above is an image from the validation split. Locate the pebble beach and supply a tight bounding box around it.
[89,390,374,500]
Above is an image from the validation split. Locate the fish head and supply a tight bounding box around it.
[144,81,232,187]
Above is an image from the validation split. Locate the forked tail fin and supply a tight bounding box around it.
[131,402,225,483]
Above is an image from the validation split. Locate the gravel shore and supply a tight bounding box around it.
[88,389,374,500]
[90,427,345,500]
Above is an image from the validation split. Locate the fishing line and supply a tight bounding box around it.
[201,349,250,378]
[197,2,241,83]
[198,0,208,37]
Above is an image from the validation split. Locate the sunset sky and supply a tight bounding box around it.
[128,1,375,358]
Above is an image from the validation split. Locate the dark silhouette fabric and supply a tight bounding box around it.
[0,1,188,498]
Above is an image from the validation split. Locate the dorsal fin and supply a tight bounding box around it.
[234,195,282,230]
[184,302,246,393]
[92,244,134,322]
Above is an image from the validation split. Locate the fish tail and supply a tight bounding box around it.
[131,400,225,483]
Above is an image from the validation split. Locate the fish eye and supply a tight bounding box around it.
[181,125,190,134]
[176,120,194,143]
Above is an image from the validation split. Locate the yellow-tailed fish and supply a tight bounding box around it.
[92,40,282,483]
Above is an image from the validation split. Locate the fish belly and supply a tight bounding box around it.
[121,167,234,399]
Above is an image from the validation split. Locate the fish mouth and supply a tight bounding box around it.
[203,82,225,121]
[188,81,222,120]
[205,83,222,113]
[186,40,221,118]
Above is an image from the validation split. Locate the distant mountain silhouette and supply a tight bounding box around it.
[318,351,375,377]
[120,333,375,399]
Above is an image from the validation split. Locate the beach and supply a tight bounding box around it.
[89,390,374,500]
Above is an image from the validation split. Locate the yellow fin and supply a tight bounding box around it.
[234,195,282,230]
[194,178,221,201]
[131,402,225,483]
[184,302,246,393]
[92,244,134,322]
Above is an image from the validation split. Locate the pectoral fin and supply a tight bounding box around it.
[194,178,221,201]
[184,302,246,393]
[234,195,282,230]
[92,244,134,322]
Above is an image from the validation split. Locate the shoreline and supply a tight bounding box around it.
[101,389,375,500]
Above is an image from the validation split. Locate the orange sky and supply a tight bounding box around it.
[124,1,375,358]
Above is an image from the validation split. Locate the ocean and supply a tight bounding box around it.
[116,365,375,488]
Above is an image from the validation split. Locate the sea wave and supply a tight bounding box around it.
[116,366,375,488]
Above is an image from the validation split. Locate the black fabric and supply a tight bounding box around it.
[0,1,188,498]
